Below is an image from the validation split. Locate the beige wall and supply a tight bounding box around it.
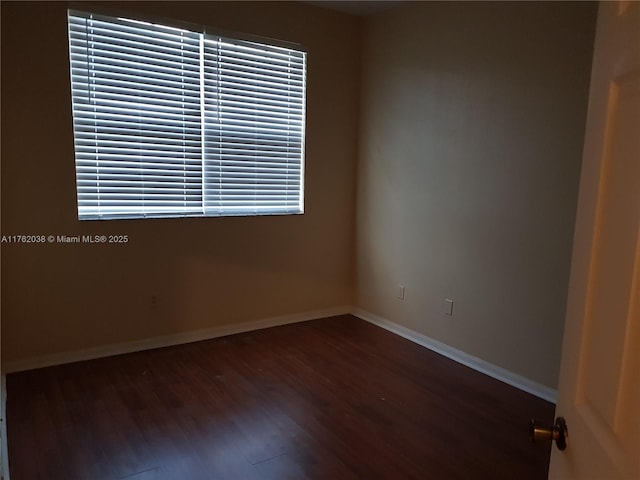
[1,1,360,363]
[356,1,597,388]
[2,1,599,391]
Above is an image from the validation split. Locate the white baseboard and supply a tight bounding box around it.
[2,306,352,374]
[351,308,557,404]
[2,305,556,404]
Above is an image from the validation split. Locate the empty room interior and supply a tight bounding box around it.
[0,0,617,479]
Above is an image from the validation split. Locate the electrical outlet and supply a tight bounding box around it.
[443,299,454,316]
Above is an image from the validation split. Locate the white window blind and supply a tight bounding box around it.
[68,10,306,220]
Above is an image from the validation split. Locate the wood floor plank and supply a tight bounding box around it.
[7,315,554,479]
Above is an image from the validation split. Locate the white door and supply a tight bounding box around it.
[548,1,640,479]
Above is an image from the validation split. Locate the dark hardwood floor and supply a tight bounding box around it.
[7,315,554,480]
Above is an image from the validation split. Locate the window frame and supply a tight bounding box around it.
[67,8,307,221]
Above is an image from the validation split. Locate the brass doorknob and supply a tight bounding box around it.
[529,417,568,451]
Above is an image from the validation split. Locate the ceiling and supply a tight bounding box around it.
[303,1,400,17]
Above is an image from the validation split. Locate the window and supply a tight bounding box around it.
[67,10,306,220]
